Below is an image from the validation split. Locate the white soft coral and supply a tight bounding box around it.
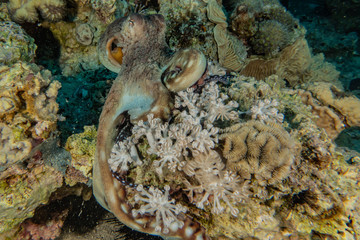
[108,138,141,171]
[183,150,245,216]
[132,185,187,234]
[250,99,284,123]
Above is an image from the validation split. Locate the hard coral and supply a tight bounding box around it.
[0,62,61,159]
[0,21,37,65]
[220,120,295,186]
[250,20,290,57]
[65,125,97,186]
[7,0,66,23]
[75,23,95,46]
[0,123,32,172]
[207,0,247,71]
[0,158,63,234]
[230,0,303,58]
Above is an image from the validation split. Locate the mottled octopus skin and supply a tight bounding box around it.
[93,14,208,239]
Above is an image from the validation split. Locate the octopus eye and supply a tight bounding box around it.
[128,19,134,27]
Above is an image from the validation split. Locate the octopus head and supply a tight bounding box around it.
[98,14,166,73]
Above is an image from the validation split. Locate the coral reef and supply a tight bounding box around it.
[0,21,37,65]
[158,0,217,60]
[206,0,247,71]
[0,63,61,143]
[230,0,304,57]
[0,154,63,234]
[0,0,359,238]
[7,0,66,23]
[305,82,360,128]
[65,125,97,186]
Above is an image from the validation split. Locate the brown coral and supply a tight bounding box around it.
[220,120,295,186]
[299,90,345,139]
[305,82,360,128]
[240,38,312,86]
[7,0,66,23]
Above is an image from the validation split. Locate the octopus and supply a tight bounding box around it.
[93,14,209,239]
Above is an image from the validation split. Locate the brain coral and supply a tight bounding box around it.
[220,120,295,186]
[0,21,37,65]
[7,0,66,23]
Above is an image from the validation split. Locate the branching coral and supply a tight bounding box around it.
[7,0,66,23]
[220,120,295,186]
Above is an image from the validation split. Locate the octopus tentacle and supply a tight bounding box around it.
[94,13,210,240]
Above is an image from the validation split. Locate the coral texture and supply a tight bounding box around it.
[220,120,294,185]
[75,23,95,46]
[230,0,303,57]
[0,156,63,234]
[305,82,360,128]
[299,90,345,139]
[65,125,97,186]
[0,21,37,65]
[0,62,61,172]
[7,0,66,23]
[206,0,247,71]
[250,20,290,56]
[159,0,217,59]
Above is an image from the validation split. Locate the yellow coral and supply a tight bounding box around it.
[305,82,360,128]
[7,0,66,23]
[0,164,63,233]
[0,62,60,139]
[65,125,97,185]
